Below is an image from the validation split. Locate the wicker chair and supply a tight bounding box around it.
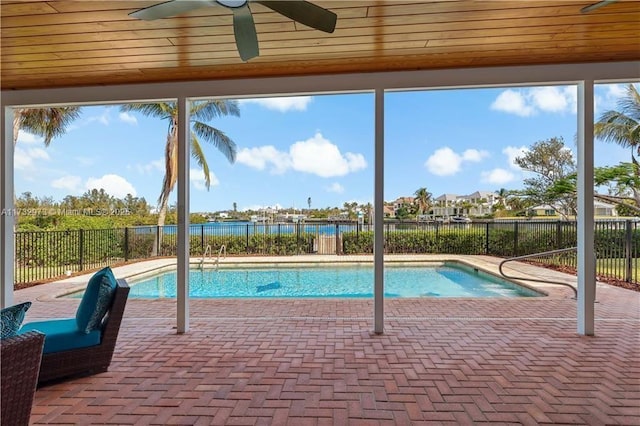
[1,330,45,426]
[36,279,130,385]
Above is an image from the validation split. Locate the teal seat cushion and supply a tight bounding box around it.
[76,267,117,334]
[21,318,101,354]
[1,301,32,339]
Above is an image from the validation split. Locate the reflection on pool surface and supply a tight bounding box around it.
[84,263,540,299]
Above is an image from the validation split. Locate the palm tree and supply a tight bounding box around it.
[307,196,312,212]
[13,107,81,146]
[121,101,239,229]
[413,187,432,216]
[594,83,640,207]
[594,84,640,161]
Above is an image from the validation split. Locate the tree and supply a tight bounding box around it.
[12,107,81,146]
[307,197,312,212]
[515,137,577,219]
[549,164,640,215]
[120,101,239,230]
[595,84,640,162]
[413,187,432,216]
[594,83,640,210]
[233,202,237,212]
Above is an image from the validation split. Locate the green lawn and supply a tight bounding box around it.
[596,257,639,282]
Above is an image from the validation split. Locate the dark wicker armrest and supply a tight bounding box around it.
[1,330,45,426]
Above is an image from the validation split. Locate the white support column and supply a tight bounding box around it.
[176,97,190,333]
[1,107,15,308]
[374,88,385,334]
[577,81,596,336]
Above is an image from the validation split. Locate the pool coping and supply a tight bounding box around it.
[32,254,582,301]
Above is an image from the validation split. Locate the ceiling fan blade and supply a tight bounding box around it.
[257,1,337,33]
[232,4,259,61]
[580,0,617,13]
[130,0,213,20]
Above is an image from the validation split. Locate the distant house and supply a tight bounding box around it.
[464,191,497,216]
[392,197,415,216]
[527,201,618,218]
[432,193,459,218]
[594,201,618,217]
[528,204,558,216]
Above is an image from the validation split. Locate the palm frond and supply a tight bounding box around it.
[191,100,240,122]
[19,107,81,146]
[191,122,237,163]
[121,102,174,120]
[190,136,212,189]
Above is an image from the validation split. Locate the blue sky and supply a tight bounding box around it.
[14,83,636,213]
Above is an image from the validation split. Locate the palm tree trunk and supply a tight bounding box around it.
[152,195,170,256]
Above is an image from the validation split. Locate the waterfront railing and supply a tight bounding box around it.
[13,219,638,286]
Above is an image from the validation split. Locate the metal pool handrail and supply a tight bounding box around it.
[215,245,226,270]
[499,247,578,299]
[199,244,212,269]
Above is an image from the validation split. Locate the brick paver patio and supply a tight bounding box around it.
[13,256,640,425]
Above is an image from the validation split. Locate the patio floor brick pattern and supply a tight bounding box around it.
[16,259,640,425]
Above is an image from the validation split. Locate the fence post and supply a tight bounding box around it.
[556,221,562,249]
[335,223,340,255]
[513,221,519,256]
[156,225,161,257]
[124,227,129,262]
[485,222,490,254]
[78,229,84,272]
[625,219,632,282]
[278,223,282,255]
[200,224,204,254]
[246,224,249,253]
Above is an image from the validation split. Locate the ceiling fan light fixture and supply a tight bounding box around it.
[216,0,248,8]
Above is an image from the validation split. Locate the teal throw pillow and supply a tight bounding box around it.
[76,267,117,334]
[1,301,32,339]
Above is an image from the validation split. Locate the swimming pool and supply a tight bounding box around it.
[96,263,541,299]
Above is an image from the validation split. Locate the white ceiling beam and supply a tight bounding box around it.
[2,62,638,107]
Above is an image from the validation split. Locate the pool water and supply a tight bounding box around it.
[113,264,541,299]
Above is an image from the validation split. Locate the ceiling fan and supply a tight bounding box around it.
[580,0,617,13]
[129,0,337,62]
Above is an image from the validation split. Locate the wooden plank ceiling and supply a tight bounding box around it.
[1,0,639,90]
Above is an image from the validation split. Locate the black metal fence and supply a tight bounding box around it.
[14,220,639,285]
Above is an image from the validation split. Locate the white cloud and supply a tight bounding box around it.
[502,146,529,170]
[491,86,577,116]
[530,86,576,113]
[237,132,367,178]
[51,175,83,192]
[86,108,110,126]
[326,182,345,193]
[118,111,138,125]
[16,130,42,145]
[425,146,487,176]
[462,149,489,162]
[290,133,367,177]
[481,168,516,185]
[14,146,50,170]
[595,83,637,114]
[490,89,535,117]
[134,159,164,175]
[236,146,291,174]
[604,83,626,99]
[239,96,313,112]
[190,168,219,191]
[85,174,136,198]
